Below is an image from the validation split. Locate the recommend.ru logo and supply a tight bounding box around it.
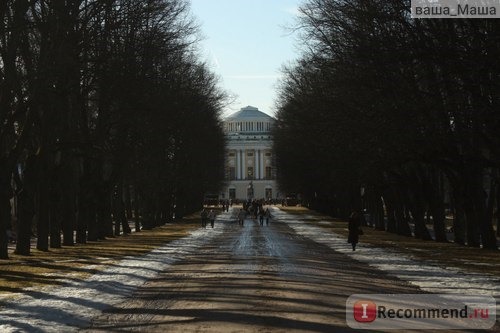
[346,294,496,330]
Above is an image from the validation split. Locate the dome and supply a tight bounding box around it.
[225,106,273,121]
[224,106,274,134]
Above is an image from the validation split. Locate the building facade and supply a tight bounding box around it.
[221,106,280,201]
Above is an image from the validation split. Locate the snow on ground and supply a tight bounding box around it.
[272,208,500,296]
[0,211,234,333]
[271,207,500,317]
[1,207,498,332]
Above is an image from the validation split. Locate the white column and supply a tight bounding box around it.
[260,150,265,179]
[255,149,259,180]
[260,150,263,180]
[236,150,241,179]
[242,149,246,179]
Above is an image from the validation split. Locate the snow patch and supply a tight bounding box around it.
[0,213,231,332]
[272,208,500,301]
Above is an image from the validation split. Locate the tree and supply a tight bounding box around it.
[274,0,499,249]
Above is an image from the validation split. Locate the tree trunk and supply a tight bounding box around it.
[76,170,93,244]
[61,164,76,247]
[87,197,99,241]
[394,186,412,236]
[49,183,62,248]
[421,168,447,242]
[134,190,141,232]
[75,206,87,244]
[369,189,385,230]
[453,206,466,245]
[497,184,500,237]
[114,184,131,235]
[113,190,121,236]
[481,177,497,250]
[15,189,34,255]
[464,200,481,247]
[0,175,12,259]
[97,188,114,238]
[451,179,466,245]
[125,185,133,219]
[384,194,397,233]
[36,172,50,251]
[87,170,99,241]
[15,156,37,255]
[429,186,448,242]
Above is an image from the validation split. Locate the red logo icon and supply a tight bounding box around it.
[353,300,377,323]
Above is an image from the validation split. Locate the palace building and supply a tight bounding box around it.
[221,106,280,201]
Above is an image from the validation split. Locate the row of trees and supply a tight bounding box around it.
[273,0,499,249]
[0,0,226,259]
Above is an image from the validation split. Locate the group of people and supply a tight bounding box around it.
[236,206,272,226]
[200,209,216,228]
[220,200,231,212]
[200,202,274,228]
[200,204,362,252]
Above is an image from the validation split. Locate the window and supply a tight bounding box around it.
[265,188,272,199]
[228,152,235,157]
[229,188,236,199]
[229,167,236,180]
[265,152,272,157]
[247,152,254,157]
[265,167,272,180]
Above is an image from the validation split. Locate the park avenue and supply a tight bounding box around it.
[2,207,497,332]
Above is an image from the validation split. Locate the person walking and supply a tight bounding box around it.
[259,208,265,226]
[348,211,361,251]
[264,208,271,226]
[238,208,246,226]
[208,209,216,228]
[200,209,208,228]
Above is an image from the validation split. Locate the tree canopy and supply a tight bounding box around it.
[273,0,499,249]
[0,0,227,259]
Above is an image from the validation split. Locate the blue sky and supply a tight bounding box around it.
[189,0,302,117]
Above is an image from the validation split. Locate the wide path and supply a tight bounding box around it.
[2,207,497,332]
[87,209,435,333]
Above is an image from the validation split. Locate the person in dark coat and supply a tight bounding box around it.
[348,211,361,251]
[200,209,208,228]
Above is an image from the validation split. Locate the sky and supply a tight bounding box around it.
[189,0,302,117]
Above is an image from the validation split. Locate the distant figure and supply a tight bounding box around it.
[264,208,271,226]
[208,210,216,228]
[238,209,246,226]
[259,208,265,226]
[201,209,208,228]
[348,211,361,251]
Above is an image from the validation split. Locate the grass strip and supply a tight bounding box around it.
[0,215,200,296]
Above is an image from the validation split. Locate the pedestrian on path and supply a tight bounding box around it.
[264,208,272,226]
[201,209,208,228]
[208,209,216,228]
[238,209,246,226]
[259,208,265,226]
[348,211,361,251]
